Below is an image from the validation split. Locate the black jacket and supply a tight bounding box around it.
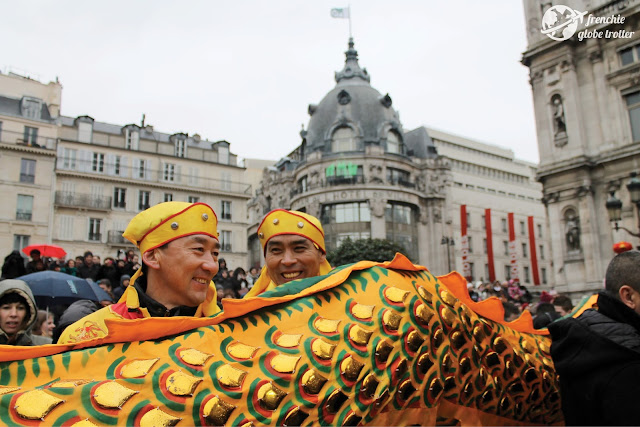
[549,292,640,425]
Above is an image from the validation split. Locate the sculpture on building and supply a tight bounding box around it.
[552,94,567,139]
[565,210,581,252]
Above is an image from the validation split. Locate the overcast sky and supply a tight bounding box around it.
[3,1,538,163]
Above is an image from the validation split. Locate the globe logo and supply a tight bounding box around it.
[541,5,588,41]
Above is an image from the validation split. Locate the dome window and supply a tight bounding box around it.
[387,131,401,154]
[337,90,351,105]
[332,126,356,152]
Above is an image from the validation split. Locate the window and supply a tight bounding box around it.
[187,166,199,186]
[501,218,507,233]
[540,245,545,260]
[175,139,187,158]
[385,203,418,261]
[138,191,150,211]
[469,263,475,281]
[620,44,640,66]
[92,153,105,172]
[483,238,487,254]
[221,172,232,191]
[16,195,33,221]
[481,214,485,229]
[164,193,173,202]
[386,168,410,185]
[484,264,489,281]
[332,127,356,152]
[467,212,471,228]
[538,224,542,238]
[524,266,530,282]
[467,236,473,253]
[321,202,372,252]
[541,267,547,285]
[62,148,77,169]
[218,145,229,164]
[59,215,74,240]
[113,187,126,208]
[23,126,38,146]
[221,201,232,220]
[163,163,175,182]
[188,196,199,203]
[78,122,93,143]
[504,265,511,280]
[625,90,640,142]
[220,230,232,251]
[503,240,509,256]
[13,234,29,251]
[20,159,36,183]
[298,176,308,193]
[114,156,121,175]
[125,128,139,150]
[520,221,526,235]
[522,242,528,258]
[88,218,102,241]
[386,131,401,154]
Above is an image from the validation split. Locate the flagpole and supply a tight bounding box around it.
[348,4,352,38]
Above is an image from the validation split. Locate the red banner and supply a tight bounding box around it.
[485,209,496,282]
[508,213,519,281]
[460,205,470,280]
[528,216,540,285]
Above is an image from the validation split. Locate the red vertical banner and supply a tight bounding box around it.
[460,205,470,280]
[507,213,519,281]
[528,216,540,285]
[485,209,496,282]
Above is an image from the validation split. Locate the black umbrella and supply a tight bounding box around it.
[17,271,112,307]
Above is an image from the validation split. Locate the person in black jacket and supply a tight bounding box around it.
[1,251,26,279]
[549,250,640,425]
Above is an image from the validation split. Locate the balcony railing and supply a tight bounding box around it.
[16,211,32,221]
[55,191,112,210]
[107,230,129,245]
[88,233,102,242]
[290,174,419,197]
[20,174,35,184]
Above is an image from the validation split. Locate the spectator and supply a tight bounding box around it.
[97,278,114,301]
[549,250,640,425]
[77,251,99,281]
[231,267,249,296]
[32,310,55,343]
[1,250,26,279]
[75,255,84,269]
[25,250,45,273]
[98,257,119,286]
[0,279,50,345]
[52,299,111,343]
[246,266,260,289]
[502,301,521,322]
[533,302,561,329]
[61,259,78,276]
[112,274,130,301]
[553,294,574,317]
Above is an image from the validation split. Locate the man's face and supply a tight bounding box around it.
[265,235,326,286]
[152,235,220,308]
[554,305,569,316]
[0,301,27,337]
[85,255,93,265]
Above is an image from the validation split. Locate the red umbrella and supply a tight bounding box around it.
[21,244,67,259]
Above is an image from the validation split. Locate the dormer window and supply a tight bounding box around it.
[332,127,356,152]
[218,145,229,164]
[386,131,401,154]
[20,97,42,119]
[75,116,94,143]
[124,127,140,150]
[175,138,187,158]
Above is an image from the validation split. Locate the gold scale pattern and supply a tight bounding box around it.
[0,262,562,426]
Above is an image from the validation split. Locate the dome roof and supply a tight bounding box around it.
[304,38,403,154]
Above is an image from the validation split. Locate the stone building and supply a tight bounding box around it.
[522,0,640,298]
[0,71,251,269]
[0,72,61,254]
[248,39,553,288]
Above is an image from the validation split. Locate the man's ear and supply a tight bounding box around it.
[619,285,639,311]
[142,249,161,271]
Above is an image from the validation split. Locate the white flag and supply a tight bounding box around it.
[330,7,350,19]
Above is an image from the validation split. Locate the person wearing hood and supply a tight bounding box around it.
[1,250,26,279]
[549,250,640,425]
[112,274,131,301]
[0,279,50,345]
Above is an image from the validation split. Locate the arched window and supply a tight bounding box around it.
[332,127,356,152]
[387,131,401,154]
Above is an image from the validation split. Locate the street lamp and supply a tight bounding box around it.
[606,173,640,238]
[441,236,454,271]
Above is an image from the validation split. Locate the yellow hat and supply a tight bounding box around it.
[123,202,218,254]
[257,209,326,254]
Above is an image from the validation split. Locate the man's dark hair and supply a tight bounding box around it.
[502,301,520,319]
[29,249,40,257]
[553,295,573,312]
[84,251,93,258]
[605,250,640,297]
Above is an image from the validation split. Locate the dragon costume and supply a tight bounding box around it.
[0,255,581,426]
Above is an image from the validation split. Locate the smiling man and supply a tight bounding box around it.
[244,209,332,297]
[58,202,221,344]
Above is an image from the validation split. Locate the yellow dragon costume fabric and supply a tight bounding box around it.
[0,255,577,426]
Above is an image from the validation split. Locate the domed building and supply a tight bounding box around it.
[248,39,453,271]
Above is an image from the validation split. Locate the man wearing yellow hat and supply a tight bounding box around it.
[58,202,221,344]
[244,209,332,297]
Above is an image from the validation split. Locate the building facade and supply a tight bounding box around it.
[0,71,251,269]
[523,0,640,299]
[248,39,553,289]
